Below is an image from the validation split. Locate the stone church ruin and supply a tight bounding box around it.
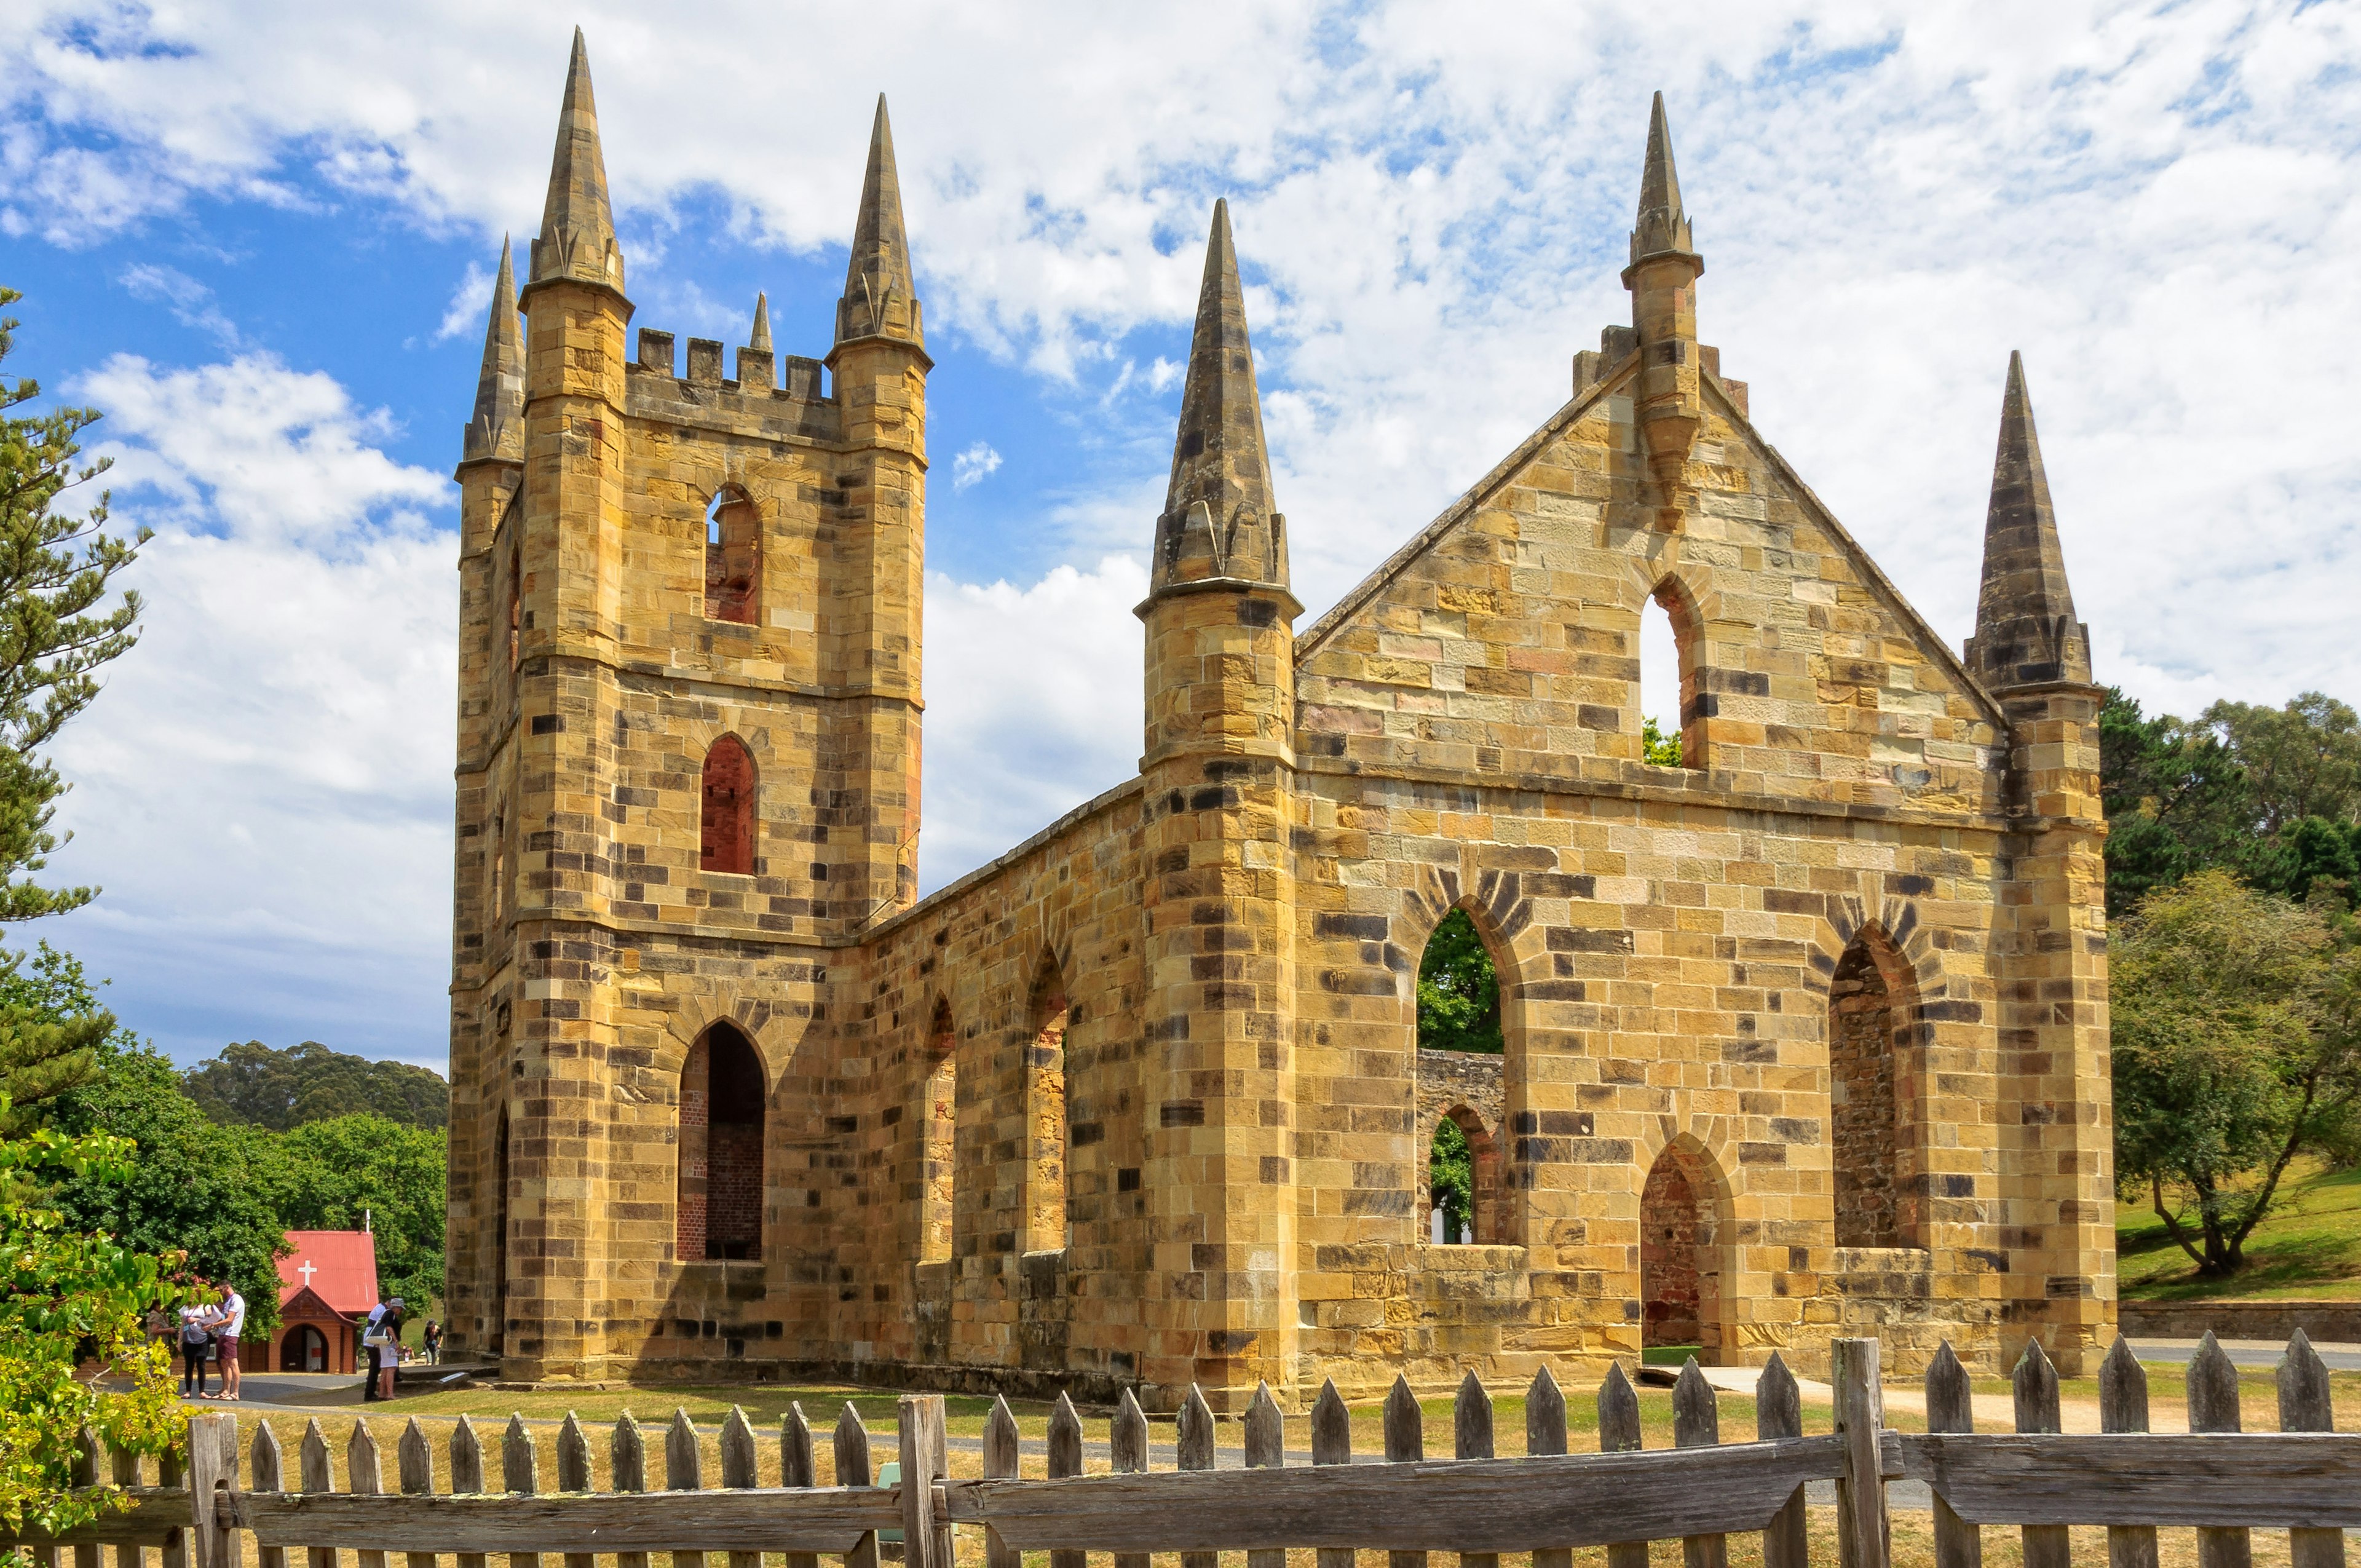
[443,34,2114,1408]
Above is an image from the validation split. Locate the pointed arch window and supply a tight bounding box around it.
[1024,955,1070,1253]
[1829,929,1924,1248]
[677,1022,765,1262]
[1638,578,1700,768]
[700,735,756,875]
[506,548,522,671]
[705,487,760,625]
[919,998,956,1265]
[1417,907,1508,1245]
[1640,1141,1726,1355]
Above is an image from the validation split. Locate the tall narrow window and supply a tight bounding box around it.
[1417,908,1506,1243]
[1024,955,1070,1253]
[490,807,507,921]
[919,998,956,1264]
[491,1106,510,1355]
[1639,587,1687,766]
[705,488,760,625]
[1831,933,1908,1247]
[677,1022,765,1262]
[700,736,756,874]
[506,548,522,670]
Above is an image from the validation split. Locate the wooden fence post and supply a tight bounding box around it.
[1044,1395,1082,1568]
[665,1411,702,1568]
[1924,1341,1982,1568]
[1384,1376,1425,1568]
[1832,1336,1891,1568]
[1672,1360,1728,1568]
[1453,1372,1497,1568]
[609,1414,646,1568]
[347,1420,386,1568]
[1597,1364,1647,1568]
[837,1404,877,1568]
[719,1408,758,1568]
[74,1428,104,1568]
[981,1396,1019,1568]
[113,1433,145,1568]
[1177,1386,1217,1568]
[300,1419,336,1568]
[2012,1340,2068,1568]
[1110,1391,1148,1568]
[395,1419,437,1568]
[556,1415,593,1568]
[1757,1354,1808,1568]
[1243,1383,1285,1568]
[1525,1368,1572,1568]
[500,1417,537,1568]
[188,1413,240,1568]
[159,1427,187,1568]
[2099,1337,2158,1568]
[895,1395,944,1568]
[2279,1329,2345,1568]
[447,1417,483,1568]
[1310,1380,1351,1568]
[249,1420,284,1568]
[782,1404,820,1568]
[2188,1332,2252,1568]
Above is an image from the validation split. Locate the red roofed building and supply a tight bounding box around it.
[273,1230,379,1373]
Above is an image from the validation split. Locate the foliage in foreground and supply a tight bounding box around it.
[184,1038,449,1132]
[2113,869,2361,1276]
[0,1100,183,1540]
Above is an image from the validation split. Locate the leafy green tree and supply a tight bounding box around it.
[0,1099,184,1540]
[1642,715,1683,767]
[184,1039,449,1131]
[0,288,149,926]
[0,941,137,1134]
[2112,869,2361,1275]
[2204,693,2361,835]
[42,1040,289,1338]
[1417,909,1503,1055]
[1429,1115,1471,1237]
[268,1115,446,1306]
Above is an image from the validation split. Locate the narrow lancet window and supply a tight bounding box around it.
[700,736,756,874]
[1639,587,1688,766]
[705,488,760,625]
[1024,956,1070,1253]
[920,998,956,1264]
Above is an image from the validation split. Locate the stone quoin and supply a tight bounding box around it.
[443,42,2113,1407]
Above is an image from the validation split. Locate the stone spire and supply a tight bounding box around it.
[1629,91,1696,264]
[1966,352,2092,689]
[749,291,772,353]
[462,236,525,465]
[1146,199,1291,602]
[527,28,625,296]
[834,95,922,348]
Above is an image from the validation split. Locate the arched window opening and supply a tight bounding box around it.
[677,1023,766,1262]
[1024,955,1070,1253]
[490,807,507,922]
[700,736,756,875]
[1832,936,1905,1248]
[1417,909,1503,1055]
[506,548,522,671]
[1428,1107,1500,1244]
[919,997,956,1265]
[705,488,761,625]
[1639,584,1691,767]
[491,1106,510,1356]
[1640,1142,1722,1356]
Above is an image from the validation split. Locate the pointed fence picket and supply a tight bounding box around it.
[22,1332,2361,1568]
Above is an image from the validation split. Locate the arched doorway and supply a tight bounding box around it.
[280,1325,328,1372]
[1640,1141,1725,1358]
[678,1023,767,1262]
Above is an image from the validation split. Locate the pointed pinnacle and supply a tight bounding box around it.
[1149,198,1287,598]
[1630,90,1696,263]
[750,291,772,353]
[1967,350,2089,689]
[464,236,524,465]
[531,27,622,294]
[837,93,920,347]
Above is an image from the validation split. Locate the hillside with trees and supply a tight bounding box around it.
[184,1037,449,1130]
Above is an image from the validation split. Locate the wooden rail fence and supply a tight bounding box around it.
[6,1333,2359,1568]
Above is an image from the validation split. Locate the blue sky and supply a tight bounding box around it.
[4,0,2357,1072]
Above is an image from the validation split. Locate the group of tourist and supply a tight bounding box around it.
[149,1287,247,1401]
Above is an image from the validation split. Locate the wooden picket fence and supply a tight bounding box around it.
[7,1333,2360,1568]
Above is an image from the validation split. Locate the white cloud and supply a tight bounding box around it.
[951,440,1002,491]
[433,259,494,344]
[117,263,240,347]
[42,354,457,1064]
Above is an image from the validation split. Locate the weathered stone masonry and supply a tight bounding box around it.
[443,53,2114,1410]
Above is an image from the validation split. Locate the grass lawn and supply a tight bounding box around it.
[2118,1157,2361,1301]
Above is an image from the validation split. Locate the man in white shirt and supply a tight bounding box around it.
[208,1288,247,1401]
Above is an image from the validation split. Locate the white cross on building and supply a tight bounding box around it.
[297,1259,317,1287]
